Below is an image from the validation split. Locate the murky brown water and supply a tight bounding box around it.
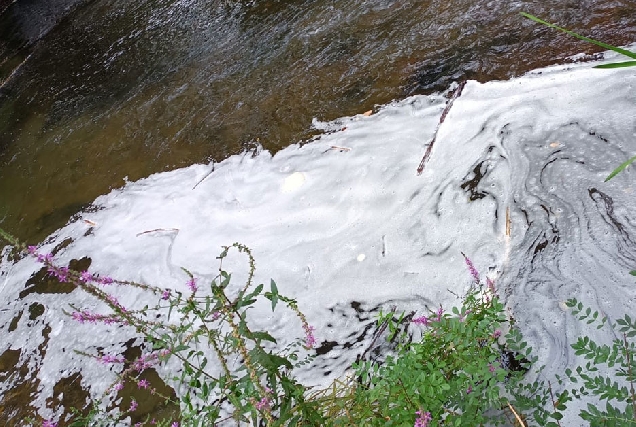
[0,0,635,246]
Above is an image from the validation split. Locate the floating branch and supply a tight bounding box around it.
[416,80,466,175]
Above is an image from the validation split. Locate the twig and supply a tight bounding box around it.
[416,81,466,175]
[548,380,562,427]
[507,402,526,427]
[192,162,215,190]
[359,306,397,360]
[322,145,352,153]
[136,228,179,237]
[506,206,511,237]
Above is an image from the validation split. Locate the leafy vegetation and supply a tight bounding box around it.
[3,226,636,426]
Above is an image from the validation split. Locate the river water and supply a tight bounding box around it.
[1,0,635,244]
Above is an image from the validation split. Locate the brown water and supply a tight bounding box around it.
[0,0,635,244]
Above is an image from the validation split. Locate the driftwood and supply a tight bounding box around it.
[416,81,467,175]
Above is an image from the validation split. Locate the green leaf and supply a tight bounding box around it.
[270,279,279,311]
[250,331,277,343]
[520,13,636,60]
[630,270,636,277]
[594,61,636,69]
[605,155,636,182]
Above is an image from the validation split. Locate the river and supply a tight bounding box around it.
[1,0,635,244]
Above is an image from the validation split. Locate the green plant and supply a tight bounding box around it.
[349,286,514,426]
[0,229,323,426]
[6,222,636,426]
[558,299,636,426]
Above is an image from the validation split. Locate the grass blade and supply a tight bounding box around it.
[594,61,636,69]
[520,12,636,60]
[605,155,636,182]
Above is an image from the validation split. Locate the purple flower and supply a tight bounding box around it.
[186,278,197,293]
[138,379,150,389]
[489,363,496,373]
[72,310,120,325]
[436,306,444,322]
[106,295,126,312]
[171,423,179,427]
[100,354,124,364]
[493,329,502,339]
[414,410,431,427]
[304,324,316,348]
[129,399,138,412]
[255,396,270,411]
[42,421,58,427]
[27,245,38,255]
[212,311,221,320]
[99,276,114,285]
[47,266,69,282]
[412,316,429,326]
[80,271,93,282]
[37,253,53,263]
[135,423,142,427]
[487,277,496,294]
[466,385,473,394]
[461,252,480,284]
[161,289,170,300]
[114,382,124,391]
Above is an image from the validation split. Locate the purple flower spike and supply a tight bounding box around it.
[255,396,270,411]
[415,410,431,427]
[412,316,429,326]
[186,278,197,293]
[461,252,480,284]
[80,271,93,282]
[303,324,316,348]
[37,253,53,263]
[27,246,38,255]
[138,379,150,389]
[161,289,170,300]
[100,354,124,364]
[487,277,496,294]
[42,421,58,427]
[129,399,138,412]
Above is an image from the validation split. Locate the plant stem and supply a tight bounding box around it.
[623,333,636,421]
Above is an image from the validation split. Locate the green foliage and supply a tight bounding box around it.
[339,288,539,426]
[563,298,636,425]
[605,156,636,183]
[5,226,636,426]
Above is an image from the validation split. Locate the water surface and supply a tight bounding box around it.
[1,0,635,243]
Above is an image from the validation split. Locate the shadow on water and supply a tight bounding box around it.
[0,0,635,245]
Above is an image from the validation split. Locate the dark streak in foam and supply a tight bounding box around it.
[589,188,633,243]
[422,242,452,257]
[460,161,488,201]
